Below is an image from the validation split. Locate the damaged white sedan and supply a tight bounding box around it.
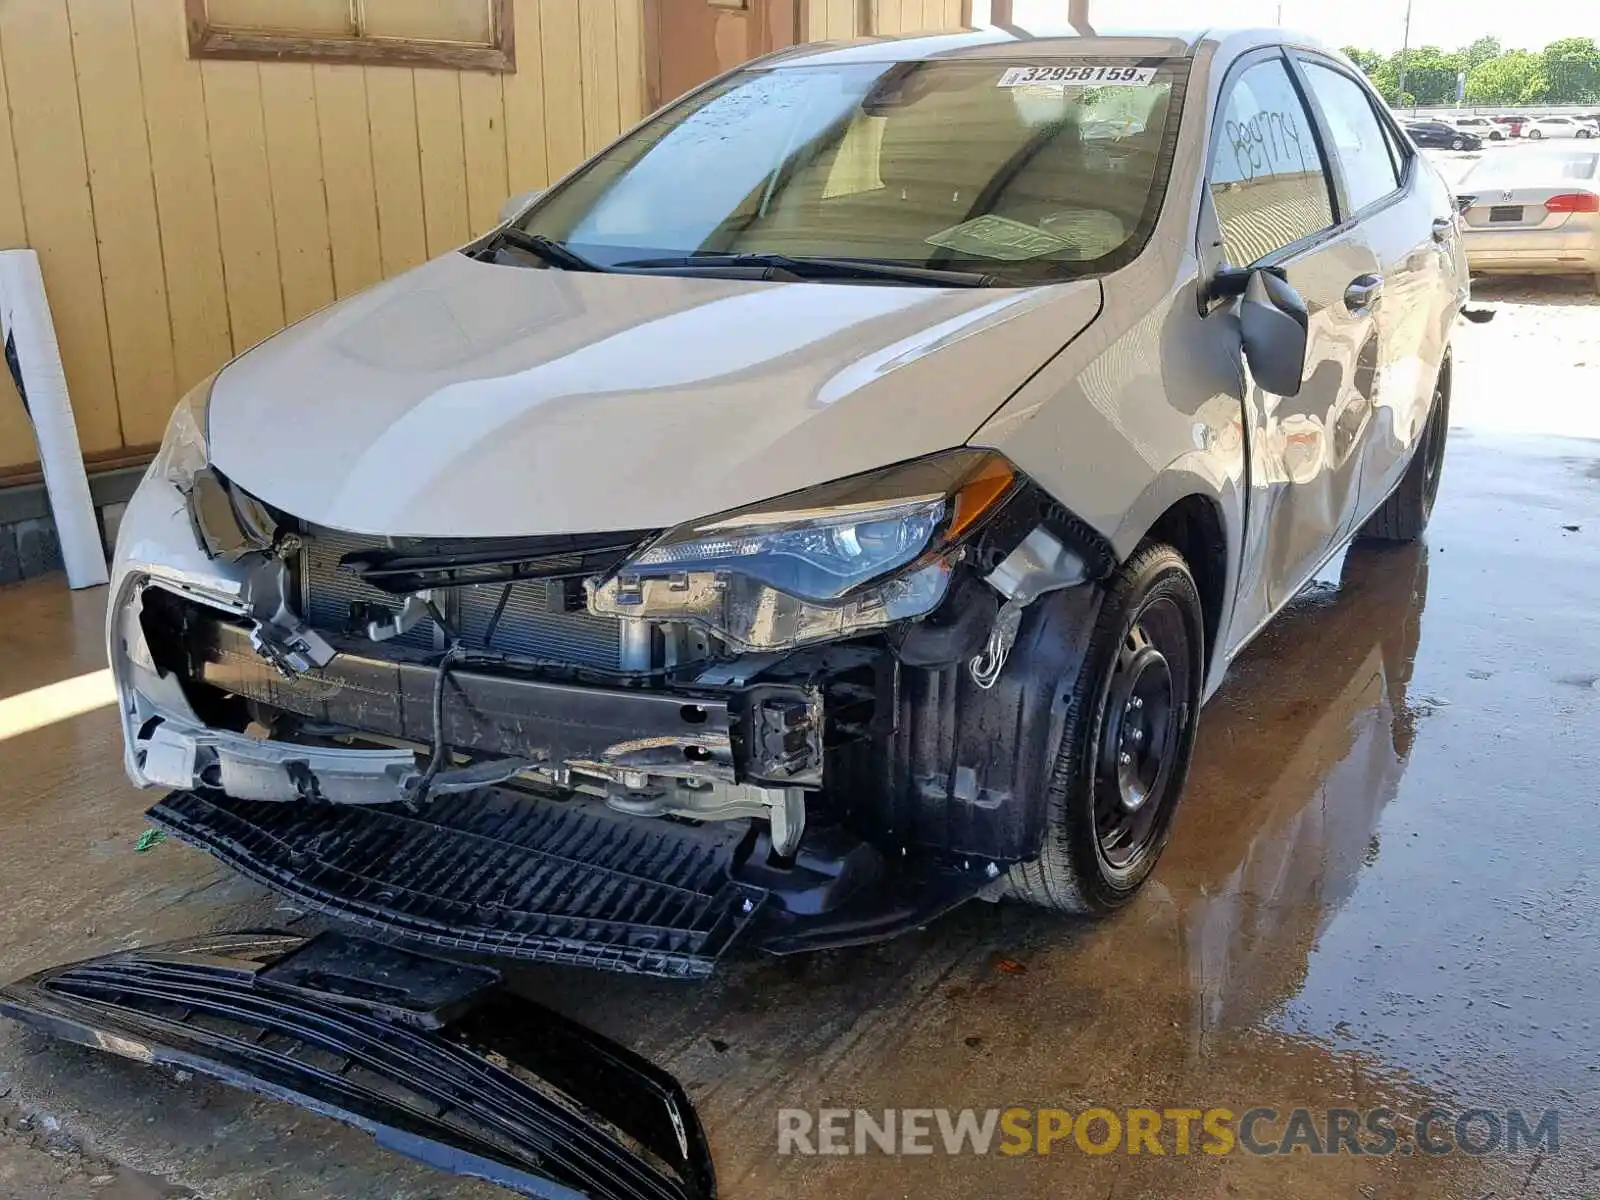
[107,27,1465,976]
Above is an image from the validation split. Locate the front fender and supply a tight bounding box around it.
[971,274,1248,698]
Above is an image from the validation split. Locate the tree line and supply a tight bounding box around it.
[1341,37,1600,107]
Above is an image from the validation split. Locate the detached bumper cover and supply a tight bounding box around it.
[0,932,715,1200]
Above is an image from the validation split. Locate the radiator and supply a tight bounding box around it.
[297,527,623,669]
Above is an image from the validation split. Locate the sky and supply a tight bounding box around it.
[984,0,1597,54]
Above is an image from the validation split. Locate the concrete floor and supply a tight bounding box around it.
[0,278,1596,1198]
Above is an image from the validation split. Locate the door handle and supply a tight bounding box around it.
[1432,216,1454,242]
[1344,274,1384,315]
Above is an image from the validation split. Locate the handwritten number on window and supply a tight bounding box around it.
[1225,107,1303,183]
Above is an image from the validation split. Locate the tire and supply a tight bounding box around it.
[1579,128,1594,139]
[1358,356,1451,543]
[1529,128,1544,140]
[1450,135,1465,150]
[1007,544,1204,915]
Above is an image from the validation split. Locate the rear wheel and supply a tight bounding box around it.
[1358,357,1451,543]
[1580,128,1594,139]
[1529,128,1544,140]
[1007,544,1203,915]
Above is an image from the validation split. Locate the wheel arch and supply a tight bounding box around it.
[1142,494,1229,681]
[1110,474,1238,688]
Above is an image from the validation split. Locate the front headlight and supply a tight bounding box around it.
[590,451,1019,651]
[149,375,215,490]
[624,451,1016,603]
[149,374,278,561]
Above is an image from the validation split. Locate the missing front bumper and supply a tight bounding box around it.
[0,931,716,1200]
[180,616,823,794]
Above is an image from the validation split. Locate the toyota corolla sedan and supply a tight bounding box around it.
[104,27,1466,979]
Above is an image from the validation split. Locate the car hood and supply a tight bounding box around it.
[208,253,1101,536]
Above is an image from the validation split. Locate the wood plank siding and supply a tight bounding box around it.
[0,0,969,477]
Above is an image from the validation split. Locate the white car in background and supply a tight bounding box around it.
[1450,115,1510,141]
[1456,146,1600,288]
[1524,115,1597,140]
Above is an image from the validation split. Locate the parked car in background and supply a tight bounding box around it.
[1450,115,1508,141]
[1524,115,1596,140]
[1406,120,1481,150]
[1456,147,1600,289]
[1495,115,1528,138]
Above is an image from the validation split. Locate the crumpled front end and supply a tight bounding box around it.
[111,382,1116,973]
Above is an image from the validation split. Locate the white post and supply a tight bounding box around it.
[0,250,109,589]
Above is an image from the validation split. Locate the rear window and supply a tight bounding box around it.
[518,58,1191,285]
[1463,152,1599,186]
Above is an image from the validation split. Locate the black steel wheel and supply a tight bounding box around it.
[1008,544,1203,915]
[1358,353,1451,543]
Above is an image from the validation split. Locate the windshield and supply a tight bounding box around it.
[514,58,1188,286]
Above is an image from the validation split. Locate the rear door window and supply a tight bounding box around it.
[1208,56,1335,266]
[1300,62,1401,213]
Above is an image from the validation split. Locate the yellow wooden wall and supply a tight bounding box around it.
[808,0,967,39]
[0,0,647,474]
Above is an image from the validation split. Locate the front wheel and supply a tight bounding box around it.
[1529,128,1544,140]
[1450,135,1466,150]
[1007,544,1204,915]
[1579,128,1594,139]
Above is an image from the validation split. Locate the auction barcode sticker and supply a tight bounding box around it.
[997,64,1158,87]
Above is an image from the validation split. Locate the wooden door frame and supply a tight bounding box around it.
[643,0,805,113]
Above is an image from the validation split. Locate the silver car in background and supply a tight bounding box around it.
[1456,148,1600,289]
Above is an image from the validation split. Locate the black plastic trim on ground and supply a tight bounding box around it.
[0,932,716,1200]
[148,789,766,979]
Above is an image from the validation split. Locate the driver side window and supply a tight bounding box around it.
[1209,57,1335,267]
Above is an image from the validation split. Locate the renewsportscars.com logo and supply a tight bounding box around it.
[777,1107,1560,1158]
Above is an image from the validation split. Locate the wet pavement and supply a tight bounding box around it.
[0,280,1596,1197]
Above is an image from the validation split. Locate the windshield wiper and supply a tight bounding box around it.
[486,227,606,272]
[617,252,994,287]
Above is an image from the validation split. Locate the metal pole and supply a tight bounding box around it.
[1396,0,1414,111]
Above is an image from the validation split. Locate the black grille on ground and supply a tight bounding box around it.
[149,789,766,979]
[0,933,716,1200]
[298,527,624,668]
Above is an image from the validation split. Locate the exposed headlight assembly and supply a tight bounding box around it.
[152,374,279,561]
[151,375,215,491]
[589,450,1019,651]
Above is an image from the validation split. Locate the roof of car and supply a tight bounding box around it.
[764,26,1330,68]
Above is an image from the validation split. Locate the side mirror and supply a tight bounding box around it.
[1238,269,1309,397]
[498,188,545,224]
